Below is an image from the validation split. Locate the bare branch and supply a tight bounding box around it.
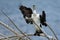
[1,10,31,40]
[0,34,33,40]
[0,21,21,37]
[0,33,6,37]
[47,24,58,40]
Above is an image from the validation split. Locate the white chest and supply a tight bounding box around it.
[31,13,40,30]
[31,13,40,24]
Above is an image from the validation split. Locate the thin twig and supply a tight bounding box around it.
[1,10,31,40]
[0,21,20,37]
[0,33,6,37]
[0,33,9,40]
[0,34,33,40]
[47,24,58,40]
[0,33,50,40]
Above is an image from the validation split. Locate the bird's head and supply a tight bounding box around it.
[19,5,27,11]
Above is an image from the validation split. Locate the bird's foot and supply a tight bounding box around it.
[34,30,43,36]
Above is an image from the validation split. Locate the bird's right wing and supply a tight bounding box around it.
[39,11,47,26]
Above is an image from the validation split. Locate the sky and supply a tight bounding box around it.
[0,0,60,40]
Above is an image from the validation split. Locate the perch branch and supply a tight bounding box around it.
[0,33,48,40]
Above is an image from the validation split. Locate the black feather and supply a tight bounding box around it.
[34,29,43,36]
[19,5,33,24]
[40,11,47,26]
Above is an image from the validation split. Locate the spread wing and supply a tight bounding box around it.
[40,11,47,26]
[19,5,33,24]
[19,5,33,18]
[42,11,46,22]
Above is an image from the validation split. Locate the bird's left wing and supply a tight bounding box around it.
[19,5,33,24]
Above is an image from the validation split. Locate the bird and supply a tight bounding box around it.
[19,5,47,36]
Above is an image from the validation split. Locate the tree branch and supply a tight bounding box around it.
[1,10,31,40]
[0,21,21,37]
[0,34,33,40]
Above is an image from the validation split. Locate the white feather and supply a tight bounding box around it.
[31,10,40,31]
